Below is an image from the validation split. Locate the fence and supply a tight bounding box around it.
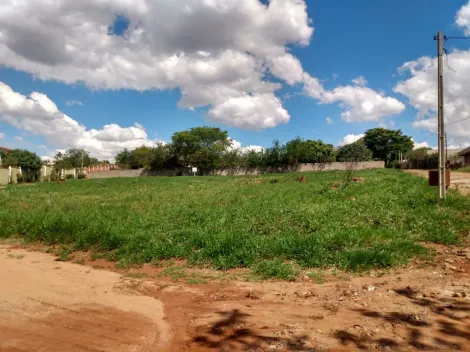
[1,165,80,185]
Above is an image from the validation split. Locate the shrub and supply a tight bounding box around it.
[336,142,372,163]
[337,142,373,184]
[387,160,401,169]
[77,172,86,179]
[66,174,75,180]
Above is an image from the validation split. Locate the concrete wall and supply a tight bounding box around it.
[87,161,385,179]
[10,168,17,184]
[0,167,18,185]
[0,161,385,184]
[213,161,384,176]
[0,169,8,185]
[87,167,191,179]
[300,161,384,172]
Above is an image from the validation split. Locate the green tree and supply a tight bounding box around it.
[220,149,243,170]
[406,147,431,161]
[0,150,7,167]
[336,142,373,162]
[115,149,138,169]
[363,128,413,165]
[264,140,288,167]
[149,143,172,169]
[133,146,155,169]
[246,150,265,168]
[54,149,100,169]
[171,127,230,171]
[405,147,437,169]
[4,149,41,170]
[285,138,336,166]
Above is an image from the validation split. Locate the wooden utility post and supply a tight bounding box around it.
[436,31,446,200]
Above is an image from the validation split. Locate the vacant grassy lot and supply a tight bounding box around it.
[1,170,469,277]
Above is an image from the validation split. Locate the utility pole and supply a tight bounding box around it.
[436,31,446,200]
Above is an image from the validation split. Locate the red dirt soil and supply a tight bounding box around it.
[1,243,470,352]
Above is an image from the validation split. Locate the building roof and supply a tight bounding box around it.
[0,146,13,154]
[458,146,470,156]
[427,148,463,156]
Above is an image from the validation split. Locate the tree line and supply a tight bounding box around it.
[115,127,414,171]
[0,126,414,173]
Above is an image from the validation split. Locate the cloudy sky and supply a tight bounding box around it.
[1,0,470,160]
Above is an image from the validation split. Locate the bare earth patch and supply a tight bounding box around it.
[1,244,470,351]
[0,245,170,352]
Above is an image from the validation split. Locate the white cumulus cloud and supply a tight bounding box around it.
[0,81,158,160]
[0,132,5,140]
[352,76,367,87]
[394,50,470,146]
[393,2,470,147]
[338,133,364,146]
[303,73,405,122]
[229,139,264,153]
[66,100,84,107]
[321,85,405,123]
[326,117,333,124]
[0,0,314,130]
[0,0,407,129]
[411,138,431,150]
[456,1,470,36]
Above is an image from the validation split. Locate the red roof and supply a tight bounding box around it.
[0,147,13,153]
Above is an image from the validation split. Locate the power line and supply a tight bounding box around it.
[445,36,470,40]
[414,133,435,146]
[443,48,456,72]
[445,116,470,125]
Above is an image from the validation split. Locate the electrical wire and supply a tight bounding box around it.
[443,48,456,72]
[445,116,470,125]
[445,36,470,40]
[414,133,436,147]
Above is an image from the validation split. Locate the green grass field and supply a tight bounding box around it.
[1,169,469,277]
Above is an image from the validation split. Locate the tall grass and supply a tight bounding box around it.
[1,170,469,276]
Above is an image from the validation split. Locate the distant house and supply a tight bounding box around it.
[0,146,13,167]
[458,147,470,165]
[0,146,12,154]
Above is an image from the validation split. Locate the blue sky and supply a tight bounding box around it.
[1,0,470,160]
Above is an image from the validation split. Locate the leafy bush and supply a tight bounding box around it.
[66,174,75,180]
[387,160,401,169]
[77,172,86,179]
[336,142,372,162]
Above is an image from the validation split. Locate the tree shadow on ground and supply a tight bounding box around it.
[333,286,470,351]
[193,309,312,351]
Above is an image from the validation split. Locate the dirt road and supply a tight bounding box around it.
[0,245,170,352]
[1,243,470,351]
[405,169,470,195]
